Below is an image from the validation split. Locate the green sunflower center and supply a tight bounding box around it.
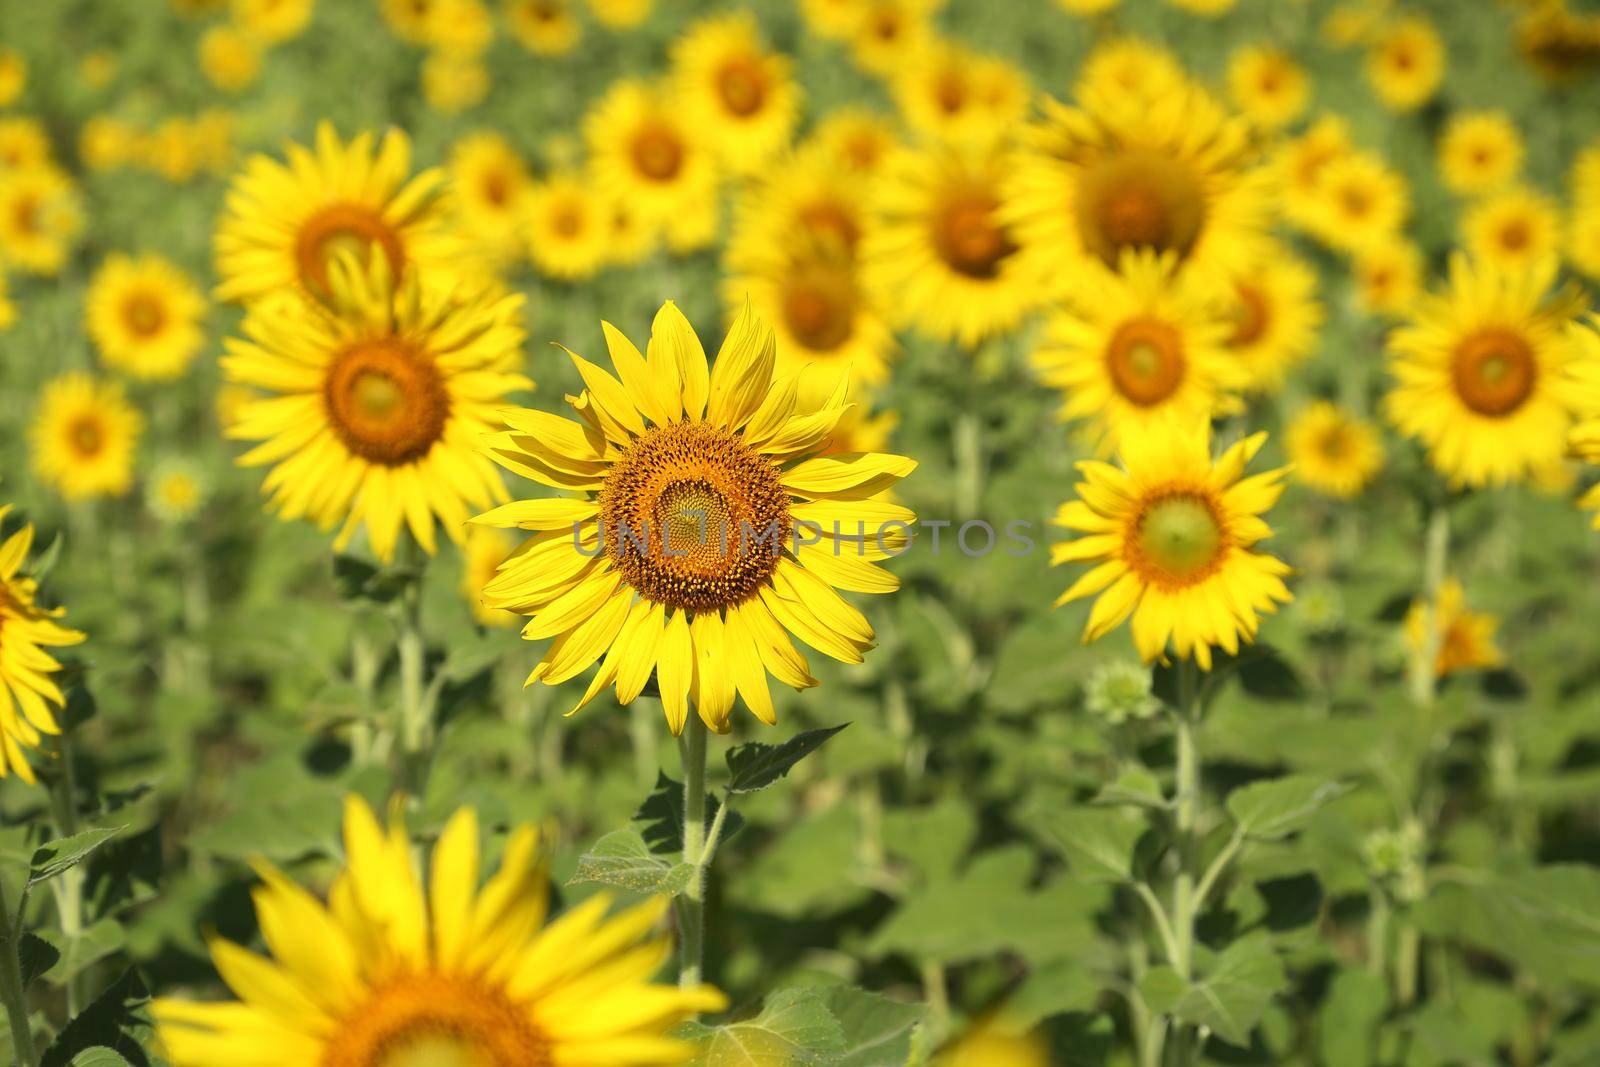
[324,339,450,466]
[1135,494,1225,584]
[1452,328,1536,417]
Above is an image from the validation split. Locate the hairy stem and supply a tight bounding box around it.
[0,878,36,1067]
[677,715,709,991]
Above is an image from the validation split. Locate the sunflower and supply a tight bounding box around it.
[0,166,84,276]
[1052,420,1292,668]
[1032,250,1242,454]
[939,1019,1053,1067]
[1075,37,1188,108]
[1167,0,1235,14]
[584,79,720,254]
[77,49,116,90]
[601,193,658,268]
[147,459,207,523]
[1404,578,1503,678]
[0,118,52,171]
[1286,401,1385,498]
[1462,186,1561,274]
[1386,255,1588,488]
[865,144,1040,348]
[526,172,609,281]
[1005,78,1270,296]
[671,13,800,176]
[727,251,895,389]
[0,271,14,331]
[85,253,207,381]
[588,0,653,29]
[1367,16,1445,111]
[80,117,134,172]
[890,41,1029,152]
[423,52,490,114]
[1273,114,1353,231]
[223,254,528,563]
[232,0,315,44]
[1574,141,1600,203]
[200,25,261,93]
[1572,199,1600,282]
[1221,240,1323,392]
[850,0,937,76]
[154,796,725,1066]
[1515,1,1600,82]
[1227,45,1310,131]
[1438,111,1524,197]
[473,300,917,733]
[1302,150,1409,254]
[726,142,870,275]
[806,107,901,180]
[444,131,534,271]
[1566,318,1600,525]
[0,510,85,784]
[506,0,582,56]
[463,527,519,627]
[380,0,437,41]
[428,0,494,53]
[215,123,447,304]
[1056,0,1120,13]
[0,48,24,106]
[1353,237,1424,316]
[30,373,143,501]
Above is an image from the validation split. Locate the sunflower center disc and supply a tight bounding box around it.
[1229,284,1270,347]
[935,194,1014,279]
[631,125,684,181]
[599,421,791,612]
[1106,319,1185,406]
[380,1036,493,1067]
[1136,495,1224,583]
[69,416,104,457]
[1079,150,1205,266]
[123,292,167,337]
[717,59,767,116]
[1452,328,1536,417]
[323,974,552,1067]
[294,202,406,296]
[324,340,450,466]
[782,264,857,352]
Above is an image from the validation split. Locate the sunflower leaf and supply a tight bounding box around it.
[634,772,745,855]
[1225,776,1347,841]
[725,724,849,794]
[29,827,125,888]
[680,987,847,1066]
[38,969,153,1067]
[569,829,696,896]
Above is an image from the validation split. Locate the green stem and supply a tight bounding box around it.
[677,715,709,991]
[921,959,951,1043]
[1396,922,1421,1006]
[394,539,430,795]
[1407,505,1450,707]
[0,878,36,1067]
[46,735,85,1017]
[1170,659,1204,1066]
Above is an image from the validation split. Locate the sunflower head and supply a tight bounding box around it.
[1286,401,1385,498]
[86,253,207,381]
[30,373,144,501]
[1405,578,1503,679]
[1438,110,1525,196]
[1462,186,1561,273]
[1367,15,1445,111]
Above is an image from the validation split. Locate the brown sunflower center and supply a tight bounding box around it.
[295,203,406,297]
[1452,328,1536,417]
[716,58,768,117]
[1106,318,1186,406]
[323,339,450,465]
[1229,284,1270,348]
[11,193,39,235]
[1131,493,1227,587]
[631,124,685,181]
[550,199,585,239]
[599,421,791,612]
[67,415,104,458]
[1078,150,1205,266]
[481,169,511,207]
[321,973,551,1067]
[798,200,860,258]
[781,262,859,353]
[1497,217,1531,251]
[1337,182,1374,222]
[934,71,968,114]
[122,292,167,338]
[1317,424,1353,461]
[933,191,1015,279]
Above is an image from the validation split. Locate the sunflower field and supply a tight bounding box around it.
[3,0,1600,1064]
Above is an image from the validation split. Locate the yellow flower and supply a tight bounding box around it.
[588,0,653,29]
[1565,317,1600,526]
[726,251,894,389]
[1221,240,1323,393]
[0,118,52,172]
[850,0,937,76]
[1301,150,1410,254]
[600,193,659,267]
[1353,237,1423,316]
[1006,79,1270,296]
[154,797,726,1065]
[380,0,438,42]
[0,271,14,332]
[214,122,447,304]
[1515,2,1600,82]
[1385,255,1588,488]
[1033,251,1241,454]
[0,509,85,784]
[1075,37,1188,108]
[671,13,801,176]
[474,300,917,733]
[444,131,534,270]
[199,25,262,93]
[1462,186,1561,274]
[1438,111,1524,197]
[1405,578,1502,678]
[585,79,721,253]
[890,40,1029,152]
[1286,402,1385,498]
[1367,16,1444,111]
[1056,0,1120,14]
[1052,420,1292,668]
[31,373,144,501]
[232,0,315,44]
[1167,0,1235,14]
[505,0,582,56]
[0,166,84,276]
[526,172,609,281]
[86,254,207,381]
[0,48,25,106]
[147,459,208,523]
[79,117,133,173]
[727,143,870,275]
[1227,45,1309,130]
[222,254,529,563]
[1273,114,1353,231]
[939,1019,1053,1066]
[423,51,490,113]
[1573,140,1600,203]
[1571,198,1600,282]
[463,527,520,626]
[77,50,117,91]
[865,144,1040,349]
[429,0,495,53]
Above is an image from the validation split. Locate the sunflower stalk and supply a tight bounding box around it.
[1169,658,1204,1067]
[0,876,35,1067]
[393,536,434,797]
[677,714,711,991]
[45,731,87,1016]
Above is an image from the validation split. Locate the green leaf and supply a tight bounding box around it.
[820,985,925,1067]
[684,987,847,1066]
[725,724,849,794]
[1006,959,1105,1029]
[1036,807,1146,882]
[633,772,744,856]
[40,920,127,987]
[39,969,152,1067]
[20,932,60,986]
[569,830,695,895]
[1317,967,1388,1067]
[1092,769,1169,810]
[1155,933,1288,1047]
[332,554,416,604]
[1225,776,1346,841]
[69,1051,134,1067]
[30,827,126,888]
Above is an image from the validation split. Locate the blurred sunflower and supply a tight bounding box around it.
[1405,578,1503,678]
[850,0,937,76]
[85,253,207,381]
[939,1019,1053,1066]
[1352,237,1423,316]
[1302,150,1409,253]
[223,254,528,563]
[1438,111,1524,197]
[585,79,720,253]
[1462,186,1561,273]
[473,301,917,733]
[1566,319,1600,525]
[0,271,14,331]
[727,143,868,275]
[0,117,52,171]
[1075,37,1188,107]
[1227,45,1310,130]
[505,0,582,56]
[588,0,653,29]
[727,252,894,388]
[147,459,207,524]
[429,0,494,53]
[1571,202,1600,281]
[1367,16,1445,111]
[807,107,901,179]
[423,51,490,113]
[30,373,143,501]
[1386,255,1588,488]
[1574,141,1600,202]
[0,509,85,784]
[154,797,725,1066]
[672,13,800,176]
[865,145,1040,348]
[1168,0,1236,14]
[1052,420,1292,668]
[199,25,262,93]
[1006,79,1269,294]
[601,194,657,268]
[0,166,84,276]
[1032,251,1240,453]
[0,48,24,106]
[1221,240,1323,392]
[1286,401,1385,498]
[233,0,315,44]
[890,41,1029,152]
[1057,0,1121,13]
[525,172,609,281]
[380,0,437,42]
[463,526,519,627]
[444,131,534,270]
[214,123,447,303]
[1273,114,1353,231]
